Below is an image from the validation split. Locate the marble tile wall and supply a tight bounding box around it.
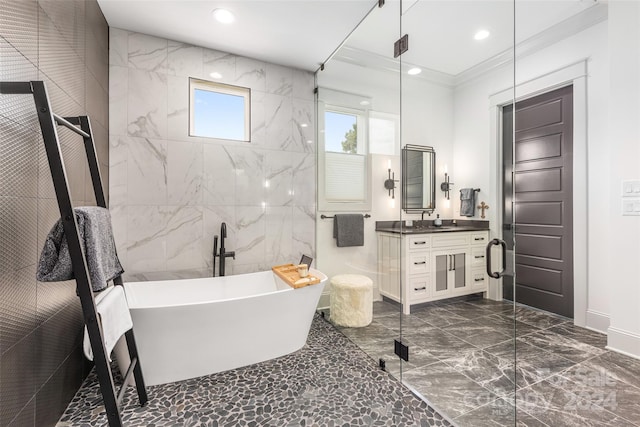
[109,29,316,276]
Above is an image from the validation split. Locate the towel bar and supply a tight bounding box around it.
[321,214,371,219]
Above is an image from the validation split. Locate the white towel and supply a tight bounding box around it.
[83,285,133,361]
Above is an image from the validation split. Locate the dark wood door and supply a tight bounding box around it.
[502,85,574,318]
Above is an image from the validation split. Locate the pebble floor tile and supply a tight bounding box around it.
[57,314,451,426]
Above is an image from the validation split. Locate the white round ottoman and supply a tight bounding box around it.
[330,274,373,327]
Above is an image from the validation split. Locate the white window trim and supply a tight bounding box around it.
[189,78,251,142]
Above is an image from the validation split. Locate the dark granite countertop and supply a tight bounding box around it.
[375,219,489,234]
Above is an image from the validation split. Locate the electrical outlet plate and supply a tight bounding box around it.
[622,199,640,216]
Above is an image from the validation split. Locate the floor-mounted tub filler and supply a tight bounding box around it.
[124,269,328,386]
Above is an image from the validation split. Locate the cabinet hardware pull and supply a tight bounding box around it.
[414,241,426,245]
[448,254,452,271]
[474,278,485,282]
[474,237,484,241]
[452,255,456,270]
[414,261,426,265]
[474,255,485,259]
[414,287,426,291]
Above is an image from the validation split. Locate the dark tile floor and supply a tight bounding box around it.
[57,314,451,426]
[335,296,640,427]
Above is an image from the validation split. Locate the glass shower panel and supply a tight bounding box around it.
[511,1,634,425]
[399,0,517,425]
[315,0,404,379]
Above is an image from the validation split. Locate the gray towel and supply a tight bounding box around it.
[460,188,476,217]
[37,207,124,292]
[333,214,364,247]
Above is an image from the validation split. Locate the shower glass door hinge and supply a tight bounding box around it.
[394,34,409,58]
[394,339,409,362]
[379,358,386,371]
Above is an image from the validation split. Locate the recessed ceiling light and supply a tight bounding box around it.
[360,100,370,106]
[474,29,490,41]
[212,8,235,24]
[209,72,223,79]
[407,67,422,75]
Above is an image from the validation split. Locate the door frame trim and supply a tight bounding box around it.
[488,59,588,327]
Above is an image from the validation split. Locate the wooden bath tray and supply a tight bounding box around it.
[272,264,321,289]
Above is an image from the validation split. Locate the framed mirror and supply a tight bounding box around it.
[402,144,436,213]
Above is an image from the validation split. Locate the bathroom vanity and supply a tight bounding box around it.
[376,222,489,314]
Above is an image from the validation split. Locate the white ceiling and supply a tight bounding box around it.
[96,0,377,71]
[97,0,601,75]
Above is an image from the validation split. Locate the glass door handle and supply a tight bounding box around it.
[486,238,507,278]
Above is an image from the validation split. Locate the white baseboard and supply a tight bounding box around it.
[607,326,640,359]
[585,309,610,334]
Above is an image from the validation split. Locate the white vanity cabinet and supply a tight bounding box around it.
[377,230,489,314]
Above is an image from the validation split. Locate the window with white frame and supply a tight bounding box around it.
[189,78,251,142]
[317,88,371,211]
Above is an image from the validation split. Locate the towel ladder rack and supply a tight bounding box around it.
[0,81,148,427]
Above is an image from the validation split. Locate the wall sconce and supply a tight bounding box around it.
[440,172,454,200]
[384,162,398,199]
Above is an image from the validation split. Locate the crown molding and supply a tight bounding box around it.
[454,2,608,86]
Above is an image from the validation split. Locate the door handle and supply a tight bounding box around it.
[486,238,507,279]
[452,254,456,271]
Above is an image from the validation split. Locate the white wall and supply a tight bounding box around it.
[315,60,453,306]
[607,1,640,357]
[108,29,316,277]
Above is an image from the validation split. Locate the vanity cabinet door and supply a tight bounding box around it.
[451,250,469,291]
[431,249,470,297]
[432,250,452,297]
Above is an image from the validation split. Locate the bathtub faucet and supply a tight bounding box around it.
[216,222,235,277]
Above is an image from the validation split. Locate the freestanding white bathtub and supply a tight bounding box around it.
[123,269,327,386]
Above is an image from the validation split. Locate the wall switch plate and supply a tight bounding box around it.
[623,180,640,197]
